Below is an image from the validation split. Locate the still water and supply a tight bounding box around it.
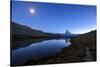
[11,39,71,65]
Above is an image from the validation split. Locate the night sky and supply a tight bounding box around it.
[11,1,96,34]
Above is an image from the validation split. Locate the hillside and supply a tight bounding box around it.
[11,21,63,40]
[71,30,96,61]
[11,21,75,40]
[11,21,50,38]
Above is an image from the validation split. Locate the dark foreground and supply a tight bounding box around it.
[11,30,96,66]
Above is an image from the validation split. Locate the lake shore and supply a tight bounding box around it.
[11,30,96,66]
[71,30,96,61]
[23,30,96,66]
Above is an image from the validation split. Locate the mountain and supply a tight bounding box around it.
[59,30,78,38]
[11,21,77,39]
[11,21,47,36]
[11,21,55,39]
[65,30,71,34]
[11,21,64,39]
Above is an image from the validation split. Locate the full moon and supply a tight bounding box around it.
[29,8,35,14]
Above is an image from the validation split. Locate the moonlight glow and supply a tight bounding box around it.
[29,8,35,14]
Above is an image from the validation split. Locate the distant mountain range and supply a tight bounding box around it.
[11,21,78,39]
[59,30,78,38]
[11,21,59,39]
[11,21,48,37]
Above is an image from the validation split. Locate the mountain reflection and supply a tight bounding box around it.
[11,39,70,66]
[11,38,70,51]
[11,39,47,51]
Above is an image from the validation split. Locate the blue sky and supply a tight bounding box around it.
[11,1,96,34]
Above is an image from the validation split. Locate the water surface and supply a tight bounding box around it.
[11,39,71,65]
